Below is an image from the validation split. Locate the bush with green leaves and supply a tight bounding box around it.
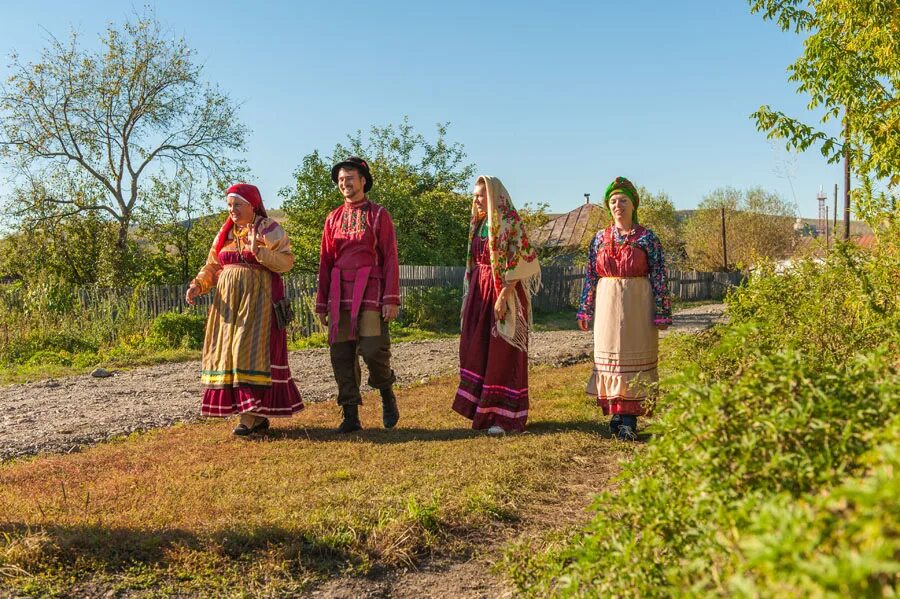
[398,286,463,332]
[146,311,207,350]
[511,232,900,597]
[728,420,900,597]
[0,332,99,366]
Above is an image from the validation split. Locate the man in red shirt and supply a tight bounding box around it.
[316,157,401,433]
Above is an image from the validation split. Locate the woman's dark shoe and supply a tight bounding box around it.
[337,404,362,434]
[250,417,270,434]
[232,423,252,436]
[616,415,639,441]
[609,414,622,434]
[381,387,400,429]
[616,425,637,441]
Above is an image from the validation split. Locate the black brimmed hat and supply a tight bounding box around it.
[331,156,373,193]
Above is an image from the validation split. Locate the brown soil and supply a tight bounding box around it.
[0,304,723,462]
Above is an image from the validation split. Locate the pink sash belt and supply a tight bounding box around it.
[328,265,384,343]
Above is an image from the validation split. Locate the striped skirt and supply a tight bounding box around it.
[200,264,303,418]
[587,277,658,416]
[452,264,529,432]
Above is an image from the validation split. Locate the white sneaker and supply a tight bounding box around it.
[487,425,506,436]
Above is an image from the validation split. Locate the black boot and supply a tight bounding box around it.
[609,414,622,435]
[381,387,399,429]
[337,404,362,434]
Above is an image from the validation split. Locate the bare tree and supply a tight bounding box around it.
[0,14,247,254]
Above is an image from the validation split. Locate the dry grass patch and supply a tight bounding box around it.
[0,362,629,597]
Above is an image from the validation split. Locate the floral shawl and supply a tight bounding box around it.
[462,176,541,352]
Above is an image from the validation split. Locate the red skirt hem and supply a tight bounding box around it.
[202,382,303,418]
[587,392,646,416]
[452,392,527,432]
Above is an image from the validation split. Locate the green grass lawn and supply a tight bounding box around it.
[0,362,637,597]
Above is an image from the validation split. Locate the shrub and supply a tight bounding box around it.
[146,311,206,350]
[398,286,462,332]
[727,421,900,597]
[0,333,99,366]
[514,233,900,598]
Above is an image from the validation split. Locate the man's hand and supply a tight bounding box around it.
[316,312,328,327]
[382,304,399,322]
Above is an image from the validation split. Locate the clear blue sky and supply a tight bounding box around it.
[0,0,845,218]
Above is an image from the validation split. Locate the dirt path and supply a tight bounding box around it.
[306,458,619,599]
[0,304,724,462]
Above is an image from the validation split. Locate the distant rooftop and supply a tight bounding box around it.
[531,203,603,249]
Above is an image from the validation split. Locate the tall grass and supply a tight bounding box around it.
[0,283,206,376]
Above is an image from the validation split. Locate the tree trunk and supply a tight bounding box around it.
[117,217,130,252]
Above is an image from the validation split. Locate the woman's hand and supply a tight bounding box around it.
[185,283,200,306]
[577,318,591,332]
[247,222,264,255]
[494,286,512,321]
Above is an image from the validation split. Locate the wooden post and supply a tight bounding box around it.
[721,207,728,271]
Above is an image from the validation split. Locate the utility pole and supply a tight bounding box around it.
[843,109,851,240]
[833,183,838,242]
[721,207,728,271]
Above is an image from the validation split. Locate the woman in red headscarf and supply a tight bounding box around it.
[186,183,303,435]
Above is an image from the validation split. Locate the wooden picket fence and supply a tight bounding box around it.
[43,266,743,339]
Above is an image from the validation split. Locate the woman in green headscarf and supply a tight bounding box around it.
[576,176,672,440]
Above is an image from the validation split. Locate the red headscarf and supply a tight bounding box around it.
[213,183,269,256]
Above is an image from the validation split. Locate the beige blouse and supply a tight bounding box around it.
[192,217,294,294]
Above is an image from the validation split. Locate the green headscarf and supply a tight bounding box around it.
[604,176,640,224]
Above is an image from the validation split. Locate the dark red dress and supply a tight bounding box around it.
[452,234,530,431]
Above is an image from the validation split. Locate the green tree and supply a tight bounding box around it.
[0,215,114,287]
[749,0,900,222]
[683,187,797,271]
[0,179,126,287]
[636,186,684,269]
[517,201,551,235]
[279,119,476,273]
[0,13,246,276]
[135,172,225,285]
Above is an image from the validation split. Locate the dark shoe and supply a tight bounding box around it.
[381,388,399,429]
[232,423,252,437]
[616,425,637,441]
[609,414,622,435]
[337,404,362,434]
[250,417,270,434]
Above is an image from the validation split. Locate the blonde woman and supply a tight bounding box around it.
[453,176,541,434]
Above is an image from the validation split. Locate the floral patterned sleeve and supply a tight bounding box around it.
[640,229,672,325]
[576,232,601,322]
